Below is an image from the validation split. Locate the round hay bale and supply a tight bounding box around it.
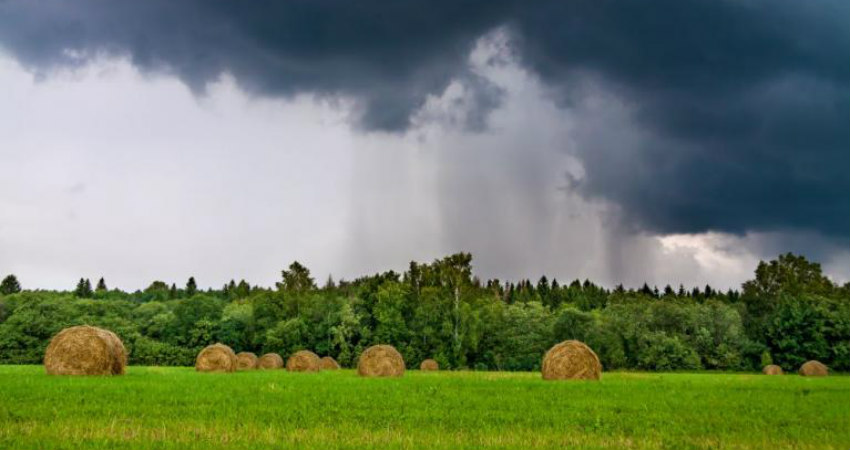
[799,360,828,377]
[195,343,238,373]
[236,352,258,370]
[320,356,341,370]
[44,325,127,376]
[286,350,321,372]
[357,344,405,377]
[762,364,783,375]
[256,353,284,370]
[420,359,439,371]
[100,328,128,375]
[541,340,602,381]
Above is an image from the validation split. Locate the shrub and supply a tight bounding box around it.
[636,332,702,371]
[131,336,195,366]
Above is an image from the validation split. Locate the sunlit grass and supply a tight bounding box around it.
[0,365,847,449]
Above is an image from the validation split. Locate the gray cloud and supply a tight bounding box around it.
[0,0,513,131]
[0,0,846,266]
[0,51,847,291]
[508,0,849,239]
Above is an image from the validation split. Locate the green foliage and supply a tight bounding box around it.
[0,274,22,295]
[264,318,309,356]
[553,306,596,342]
[217,301,255,351]
[636,332,702,371]
[489,302,554,371]
[372,281,410,347]
[172,295,224,346]
[764,295,831,369]
[185,277,198,297]
[0,292,77,363]
[131,336,195,366]
[743,253,835,300]
[277,261,315,293]
[74,278,93,298]
[0,253,846,372]
[143,281,172,302]
[761,350,774,367]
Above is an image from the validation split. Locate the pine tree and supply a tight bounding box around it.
[186,276,198,297]
[96,277,107,292]
[236,279,251,298]
[324,274,336,290]
[169,283,178,299]
[0,274,21,295]
[614,284,625,294]
[537,275,550,306]
[74,278,93,298]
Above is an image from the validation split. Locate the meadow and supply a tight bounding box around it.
[0,366,847,450]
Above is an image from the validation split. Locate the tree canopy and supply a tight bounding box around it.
[0,253,847,371]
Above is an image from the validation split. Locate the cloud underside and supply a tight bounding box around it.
[0,0,847,241]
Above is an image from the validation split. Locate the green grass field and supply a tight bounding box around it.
[0,366,847,450]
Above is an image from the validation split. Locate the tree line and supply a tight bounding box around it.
[0,253,847,371]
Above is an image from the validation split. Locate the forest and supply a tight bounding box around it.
[0,253,847,372]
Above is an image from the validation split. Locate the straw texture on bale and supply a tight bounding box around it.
[320,356,341,370]
[195,343,238,373]
[236,352,258,370]
[287,350,321,372]
[762,364,783,375]
[100,328,128,375]
[799,360,828,377]
[357,344,405,377]
[257,353,284,369]
[420,359,439,371]
[541,340,602,381]
[44,325,127,376]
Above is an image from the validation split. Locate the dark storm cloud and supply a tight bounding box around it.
[0,0,847,239]
[0,0,513,131]
[508,0,849,239]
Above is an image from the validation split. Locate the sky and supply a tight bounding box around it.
[0,0,848,291]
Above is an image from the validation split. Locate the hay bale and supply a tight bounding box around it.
[420,359,439,371]
[100,328,128,375]
[357,344,405,377]
[257,353,284,370]
[44,325,127,376]
[236,352,258,370]
[541,340,602,381]
[762,364,783,375]
[195,343,238,373]
[320,356,341,370]
[799,360,828,377]
[286,350,320,372]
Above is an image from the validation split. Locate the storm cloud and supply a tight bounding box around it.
[509,0,849,238]
[0,0,847,286]
[0,0,515,131]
